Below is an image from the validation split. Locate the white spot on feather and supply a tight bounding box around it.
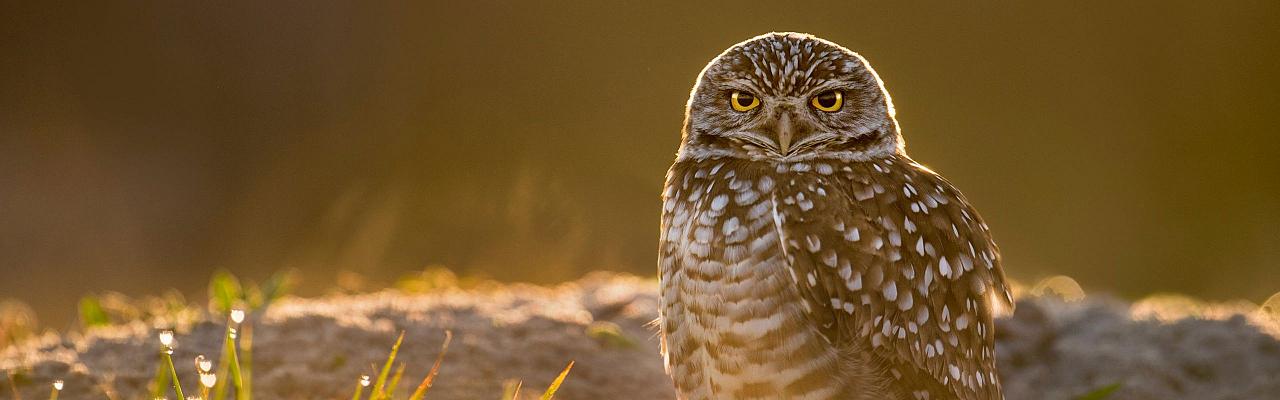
[757,176,775,192]
[882,283,898,301]
[845,227,861,242]
[956,313,970,330]
[805,235,821,252]
[710,194,728,211]
[848,272,863,291]
[897,290,913,311]
[722,217,740,236]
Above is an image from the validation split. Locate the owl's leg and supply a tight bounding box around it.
[832,347,899,400]
[864,352,959,400]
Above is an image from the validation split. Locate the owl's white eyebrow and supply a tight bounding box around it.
[729,74,849,97]
[723,79,767,95]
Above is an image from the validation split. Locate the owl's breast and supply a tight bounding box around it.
[658,158,851,400]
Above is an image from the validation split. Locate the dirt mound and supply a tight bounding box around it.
[3,273,1278,399]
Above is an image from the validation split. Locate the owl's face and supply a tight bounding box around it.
[679,33,902,162]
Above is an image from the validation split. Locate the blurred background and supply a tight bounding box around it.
[1,1,1277,328]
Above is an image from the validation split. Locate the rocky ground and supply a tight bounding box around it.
[2,273,1278,400]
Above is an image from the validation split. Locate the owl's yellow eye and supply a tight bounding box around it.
[730,91,760,112]
[811,91,843,112]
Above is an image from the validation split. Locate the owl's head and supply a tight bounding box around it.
[678,32,902,162]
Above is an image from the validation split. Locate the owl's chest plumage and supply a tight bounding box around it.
[658,157,882,400]
[660,153,1010,400]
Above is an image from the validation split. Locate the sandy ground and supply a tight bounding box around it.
[2,273,1278,400]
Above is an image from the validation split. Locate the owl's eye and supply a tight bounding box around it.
[811,91,843,112]
[730,91,760,112]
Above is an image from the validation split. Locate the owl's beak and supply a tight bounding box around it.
[775,113,795,155]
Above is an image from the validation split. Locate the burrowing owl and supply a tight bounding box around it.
[658,33,1013,400]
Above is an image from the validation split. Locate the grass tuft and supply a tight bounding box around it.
[149,348,170,399]
[370,331,405,400]
[211,312,245,400]
[157,330,185,400]
[586,321,635,348]
[1075,383,1122,400]
[538,361,574,400]
[77,297,110,329]
[407,330,452,400]
[499,380,522,400]
[386,362,407,399]
[352,374,371,400]
[13,270,580,400]
[47,380,62,400]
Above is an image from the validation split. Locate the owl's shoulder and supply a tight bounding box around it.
[770,155,1013,400]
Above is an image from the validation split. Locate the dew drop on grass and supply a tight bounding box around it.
[360,375,371,387]
[230,309,246,324]
[52,379,64,391]
[195,355,213,373]
[200,372,217,388]
[159,330,175,347]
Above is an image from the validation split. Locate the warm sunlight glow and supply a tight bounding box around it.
[1030,275,1085,302]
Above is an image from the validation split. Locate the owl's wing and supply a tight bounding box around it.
[772,157,1012,400]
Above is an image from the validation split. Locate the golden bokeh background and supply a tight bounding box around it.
[2,2,1278,326]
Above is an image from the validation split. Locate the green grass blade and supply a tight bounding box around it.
[227,334,245,400]
[539,361,574,400]
[77,296,110,328]
[351,378,367,400]
[212,330,231,400]
[162,351,186,400]
[407,331,452,400]
[370,331,405,400]
[208,270,242,315]
[150,352,169,399]
[585,321,635,348]
[240,322,254,400]
[257,269,298,309]
[1075,383,1122,400]
[212,320,245,400]
[386,362,406,399]
[499,380,521,400]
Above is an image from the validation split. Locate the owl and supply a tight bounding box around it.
[658,33,1013,400]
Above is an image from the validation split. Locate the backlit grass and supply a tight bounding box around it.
[41,270,577,399]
